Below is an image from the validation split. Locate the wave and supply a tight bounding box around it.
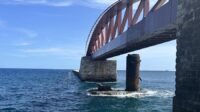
[0,107,18,111]
[87,88,174,98]
[85,81,117,84]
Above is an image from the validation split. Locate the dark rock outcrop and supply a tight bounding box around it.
[97,83,112,91]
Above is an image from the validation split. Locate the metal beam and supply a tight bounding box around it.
[92,1,177,60]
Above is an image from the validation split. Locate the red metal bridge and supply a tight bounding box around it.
[86,0,177,60]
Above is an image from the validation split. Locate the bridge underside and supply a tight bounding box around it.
[92,1,177,60]
[93,25,176,60]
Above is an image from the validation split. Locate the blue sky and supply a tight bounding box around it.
[0,0,176,70]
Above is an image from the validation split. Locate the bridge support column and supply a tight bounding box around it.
[78,56,117,82]
[126,54,141,91]
[173,0,200,111]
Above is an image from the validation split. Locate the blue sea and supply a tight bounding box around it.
[0,69,175,112]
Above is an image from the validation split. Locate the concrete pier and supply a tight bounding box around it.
[78,56,117,82]
[126,54,141,91]
[173,0,200,111]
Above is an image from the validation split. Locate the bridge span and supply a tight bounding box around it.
[86,0,177,60]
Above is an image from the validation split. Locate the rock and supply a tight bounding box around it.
[97,83,112,91]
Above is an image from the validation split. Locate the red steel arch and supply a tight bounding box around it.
[86,0,168,56]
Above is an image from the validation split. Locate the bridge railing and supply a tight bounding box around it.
[86,0,169,56]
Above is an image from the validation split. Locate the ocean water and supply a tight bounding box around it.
[0,69,175,112]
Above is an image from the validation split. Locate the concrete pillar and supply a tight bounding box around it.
[173,0,200,111]
[126,54,141,91]
[78,56,117,82]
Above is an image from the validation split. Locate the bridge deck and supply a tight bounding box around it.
[92,0,177,60]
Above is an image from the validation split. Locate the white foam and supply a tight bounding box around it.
[85,81,117,84]
[87,88,174,98]
[157,90,175,98]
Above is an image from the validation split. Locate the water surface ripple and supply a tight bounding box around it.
[0,69,175,112]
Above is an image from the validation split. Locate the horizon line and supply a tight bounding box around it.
[0,67,175,72]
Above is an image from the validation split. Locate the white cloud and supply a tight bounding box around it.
[85,0,117,6]
[48,1,72,7]
[0,19,38,38]
[14,28,38,38]
[0,0,118,8]
[16,42,31,46]
[0,0,169,10]
[0,0,73,7]
[20,47,84,59]
[22,48,65,53]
